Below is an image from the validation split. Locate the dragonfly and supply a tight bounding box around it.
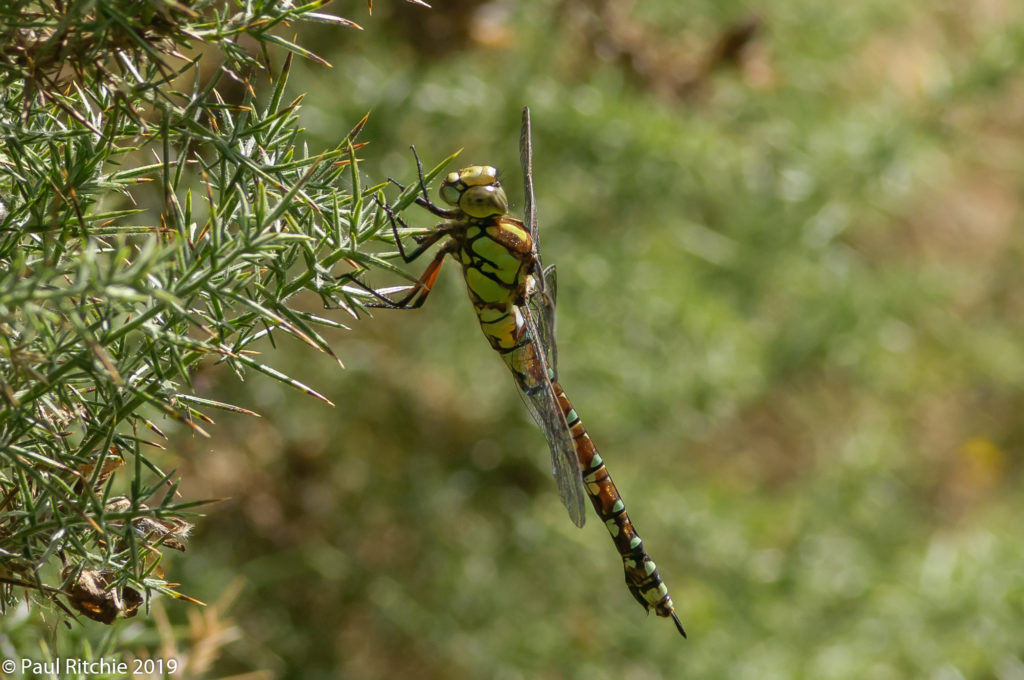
[347,107,685,637]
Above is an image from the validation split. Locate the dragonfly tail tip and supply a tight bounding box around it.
[671,611,687,639]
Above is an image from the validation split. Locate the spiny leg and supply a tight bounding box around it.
[377,198,453,264]
[335,155,461,310]
[342,243,450,309]
[338,195,453,308]
[333,194,448,304]
[388,146,460,220]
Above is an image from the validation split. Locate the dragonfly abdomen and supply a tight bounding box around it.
[551,381,687,637]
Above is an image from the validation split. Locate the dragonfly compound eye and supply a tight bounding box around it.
[440,166,502,209]
[459,184,508,218]
[439,180,462,206]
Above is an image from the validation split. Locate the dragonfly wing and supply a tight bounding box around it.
[522,108,557,295]
[521,107,559,375]
[517,109,584,525]
[526,266,558,379]
[507,310,587,528]
[521,107,539,260]
[542,263,557,307]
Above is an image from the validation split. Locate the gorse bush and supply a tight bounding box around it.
[0,0,433,632]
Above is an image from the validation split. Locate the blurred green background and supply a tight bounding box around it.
[164,0,1024,677]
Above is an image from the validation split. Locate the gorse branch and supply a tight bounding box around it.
[0,0,431,627]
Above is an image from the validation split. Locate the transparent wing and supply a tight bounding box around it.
[526,264,558,380]
[516,108,583,525]
[505,309,587,528]
[521,107,559,375]
[542,263,557,307]
[520,107,539,259]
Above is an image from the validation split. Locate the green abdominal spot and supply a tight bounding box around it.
[477,306,507,323]
[480,315,517,349]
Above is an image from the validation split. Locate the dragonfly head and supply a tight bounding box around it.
[439,165,508,218]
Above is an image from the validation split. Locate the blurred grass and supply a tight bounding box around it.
[157,0,1024,677]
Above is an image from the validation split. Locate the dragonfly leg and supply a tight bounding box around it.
[378,198,453,264]
[340,244,450,309]
[410,146,436,209]
[387,147,460,219]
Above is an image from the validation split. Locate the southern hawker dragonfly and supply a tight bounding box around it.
[346,108,685,637]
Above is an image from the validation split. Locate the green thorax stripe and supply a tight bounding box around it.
[459,223,529,307]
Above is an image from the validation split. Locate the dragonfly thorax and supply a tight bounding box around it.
[440,165,509,219]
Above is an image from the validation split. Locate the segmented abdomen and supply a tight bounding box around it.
[551,381,686,637]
